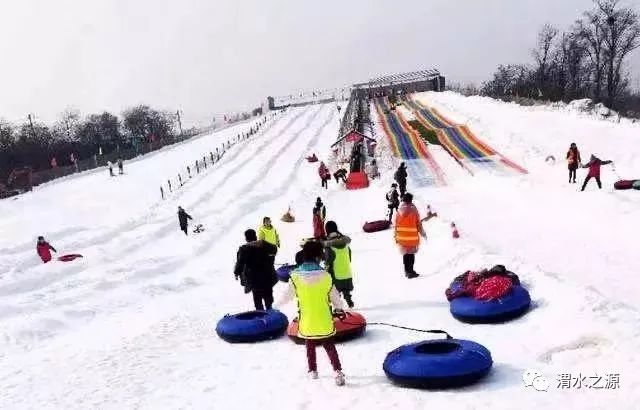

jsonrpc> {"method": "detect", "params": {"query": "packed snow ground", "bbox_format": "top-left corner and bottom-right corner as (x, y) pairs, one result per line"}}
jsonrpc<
(1, 96), (639, 409)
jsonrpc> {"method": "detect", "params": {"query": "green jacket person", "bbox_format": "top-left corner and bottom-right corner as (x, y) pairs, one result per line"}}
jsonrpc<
(275, 240), (346, 386)
(323, 221), (354, 308)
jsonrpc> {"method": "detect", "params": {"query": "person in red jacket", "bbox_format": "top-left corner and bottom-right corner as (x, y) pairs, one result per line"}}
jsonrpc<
(312, 207), (326, 239)
(581, 154), (613, 191)
(318, 162), (330, 189)
(36, 236), (57, 263)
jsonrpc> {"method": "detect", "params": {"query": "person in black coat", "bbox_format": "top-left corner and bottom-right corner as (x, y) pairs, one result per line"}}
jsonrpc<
(386, 183), (400, 222)
(178, 206), (193, 235)
(234, 229), (278, 310)
(394, 163), (408, 196)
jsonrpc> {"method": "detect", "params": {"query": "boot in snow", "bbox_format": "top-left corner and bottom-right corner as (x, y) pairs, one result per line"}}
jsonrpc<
(309, 371), (318, 380)
(405, 271), (420, 279)
(335, 371), (345, 386)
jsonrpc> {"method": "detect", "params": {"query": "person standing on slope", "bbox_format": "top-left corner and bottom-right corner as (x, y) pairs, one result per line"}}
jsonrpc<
(318, 162), (330, 189)
(386, 183), (400, 222)
(394, 163), (408, 196)
(566, 143), (581, 184)
(107, 161), (114, 177)
(394, 193), (426, 279)
(274, 241), (347, 386)
(234, 229), (278, 310)
(258, 217), (280, 267)
(581, 154), (613, 191)
(315, 197), (326, 221)
(36, 236), (57, 263)
(117, 158), (124, 175)
(178, 206), (193, 235)
(312, 207), (326, 240)
(323, 221), (354, 308)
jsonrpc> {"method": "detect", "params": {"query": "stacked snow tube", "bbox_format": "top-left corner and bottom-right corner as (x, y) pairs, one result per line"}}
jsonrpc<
(363, 220), (391, 233)
(216, 310), (289, 343)
(634, 180), (640, 190)
(614, 180), (637, 190)
(276, 264), (296, 282)
(383, 338), (493, 389)
(449, 285), (531, 324)
(287, 311), (366, 344)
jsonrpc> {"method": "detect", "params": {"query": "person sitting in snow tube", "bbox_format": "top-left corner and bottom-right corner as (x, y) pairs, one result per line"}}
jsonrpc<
(215, 309), (289, 343)
(446, 265), (530, 323)
(383, 334), (493, 389)
(614, 180), (639, 190)
(306, 154), (318, 163)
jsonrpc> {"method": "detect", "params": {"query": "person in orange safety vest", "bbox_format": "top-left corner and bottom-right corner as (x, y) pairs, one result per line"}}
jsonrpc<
(394, 193), (426, 279)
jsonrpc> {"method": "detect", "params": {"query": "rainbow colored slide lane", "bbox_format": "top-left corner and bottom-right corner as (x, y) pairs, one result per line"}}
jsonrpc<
(406, 98), (528, 175)
(374, 98), (447, 187)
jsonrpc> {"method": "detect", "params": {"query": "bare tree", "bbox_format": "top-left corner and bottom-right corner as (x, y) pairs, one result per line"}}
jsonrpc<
(533, 24), (559, 96)
(55, 107), (82, 140)
(595, 0), (640, 108)
(576, 11), (607, 101)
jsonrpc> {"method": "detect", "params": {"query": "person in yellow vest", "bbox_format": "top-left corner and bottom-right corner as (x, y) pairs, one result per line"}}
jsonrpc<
(258, 216), (280, 266)
(323, 221), (354, 308)
(394, 193), (426, 279)
(274, 241), (347, 386)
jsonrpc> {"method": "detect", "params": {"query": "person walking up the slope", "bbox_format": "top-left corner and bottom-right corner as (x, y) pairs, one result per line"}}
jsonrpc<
(566, 143), (581, 184)
(312, 207), (326, 240)
(274, 241), (347, 386)
(234, 229), (278, 310)
(36, 236), (57, 263)
(386, 183), (400, 222)
(318, 162), (330, 189)
(323, 221), (354, 308)
(581, 154), (613, 191)
(333, 168), (348, 184)
(258, 217), (280, 267)
(107, 161), (114, 177)
(117, 158), (124, 175)
(178, 206), (193, 235)
(394, 162), (408, 196)
(315, 197), (326, 222)
(394, 193), (426, 279)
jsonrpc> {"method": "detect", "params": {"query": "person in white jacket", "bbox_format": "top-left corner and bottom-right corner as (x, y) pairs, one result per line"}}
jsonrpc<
(274, 241), (346, 386)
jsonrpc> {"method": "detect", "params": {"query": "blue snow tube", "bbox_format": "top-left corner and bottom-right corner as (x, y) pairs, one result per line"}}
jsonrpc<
(215, 310), (289, 343)
(276, 264), (296, 282)
(450, 285), (531, 324)
(383, 337), (493, 389)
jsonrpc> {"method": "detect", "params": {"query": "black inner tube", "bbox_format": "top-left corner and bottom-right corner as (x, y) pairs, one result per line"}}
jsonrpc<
(415, 341), (460, 354)
(235, 311), (268, 320)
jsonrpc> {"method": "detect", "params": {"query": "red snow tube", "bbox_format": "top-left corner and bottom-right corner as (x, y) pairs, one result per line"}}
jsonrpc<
(287, 311), (367, 344)
(363, 220), (391, 233)
(346, 172), (369, 190)
(58, 254), (83, 262)
(614, 180), (637, 190)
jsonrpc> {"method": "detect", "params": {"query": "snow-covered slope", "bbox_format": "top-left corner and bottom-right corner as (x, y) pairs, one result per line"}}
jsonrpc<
(1, 95), (639, 410)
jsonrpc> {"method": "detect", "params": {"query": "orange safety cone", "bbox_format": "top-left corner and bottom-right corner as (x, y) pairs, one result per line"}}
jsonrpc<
(451, 222), (460, 239)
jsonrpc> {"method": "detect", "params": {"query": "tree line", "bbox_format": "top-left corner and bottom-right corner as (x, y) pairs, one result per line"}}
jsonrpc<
(0, 105), (184, 181)
(480, 0), (640, 114)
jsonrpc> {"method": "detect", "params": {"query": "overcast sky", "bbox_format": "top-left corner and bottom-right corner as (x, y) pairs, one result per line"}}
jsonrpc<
(2, 0), (640, 127)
